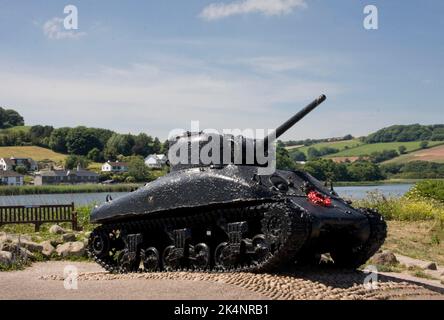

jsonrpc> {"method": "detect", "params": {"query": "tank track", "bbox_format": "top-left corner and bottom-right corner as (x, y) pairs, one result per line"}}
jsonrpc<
(331, 208), (387, 268)
(88, 199), (311, 274)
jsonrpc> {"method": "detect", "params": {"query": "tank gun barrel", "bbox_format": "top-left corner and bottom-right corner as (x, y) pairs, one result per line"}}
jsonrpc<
(263, 94), (326, 147)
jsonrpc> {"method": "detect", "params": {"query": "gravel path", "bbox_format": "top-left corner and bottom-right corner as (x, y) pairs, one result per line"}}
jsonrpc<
(1, 261), (443, 300)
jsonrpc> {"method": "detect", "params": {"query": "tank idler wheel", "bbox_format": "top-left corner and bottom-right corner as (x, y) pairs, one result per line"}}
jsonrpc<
(162, 245), (181, 271)
(90, 230), (110, 259)
(192, 243), (210, 270)
(141, 247), (160, 272)
(118, 250), (140, 273)
(252, 234), (271, 264)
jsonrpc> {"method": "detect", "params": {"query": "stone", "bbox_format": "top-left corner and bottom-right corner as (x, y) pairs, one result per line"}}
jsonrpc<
(423, 262), (437, 270)
(56, 241), (86, 258)
(371, 251), (398, 266)
(19, 240), (43, 254)
(0, 250), (12, 265)
(62, 233), (76, 242)
(40, 241), (55, 257)
(49, 225), (65, 235)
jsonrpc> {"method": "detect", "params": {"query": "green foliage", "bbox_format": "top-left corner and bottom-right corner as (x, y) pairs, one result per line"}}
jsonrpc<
(0, 108), (24, 128)
(104, 133), (135, 160)
(48, 127), (70, 153)
(405, 180), (444, 202)
(65, 155), (91, 169)
(381, 161), (444, 179)
(369, 149), (399, 163)
(355, 191), (444, 222)
(15, 165), (27, 175)
(420, 141), (429, 149)
(365, 124), (444, 143)
(304, 159), (384, 182)
(276, 145), (298, 170)
(306, 146), (342, 160)
(291, 150), (306, 162)
(87, 147), (103, 162)
(398, 145), (407, 154)
(66, 127), (102, 155)
(127, 156), (152, 182)
(0, 183), (139, 196)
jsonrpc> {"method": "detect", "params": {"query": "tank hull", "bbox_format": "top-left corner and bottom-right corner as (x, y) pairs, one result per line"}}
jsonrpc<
(88, 165), (386, 273)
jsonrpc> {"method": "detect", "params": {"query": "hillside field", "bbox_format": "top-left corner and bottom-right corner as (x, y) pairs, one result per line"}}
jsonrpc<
(287, 139), (363, 155)
(384, 144), (444, 164)
(0, 146), (66, 162)
(326, 141), (444, 157)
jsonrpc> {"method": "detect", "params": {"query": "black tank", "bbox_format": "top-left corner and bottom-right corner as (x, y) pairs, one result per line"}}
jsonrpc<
(88, 95), (387, 273)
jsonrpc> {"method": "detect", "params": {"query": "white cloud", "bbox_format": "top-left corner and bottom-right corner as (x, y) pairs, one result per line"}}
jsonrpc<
(200, 0), (307, 21)
(0, 56), (343, 139)
(43, 17), (86, 40)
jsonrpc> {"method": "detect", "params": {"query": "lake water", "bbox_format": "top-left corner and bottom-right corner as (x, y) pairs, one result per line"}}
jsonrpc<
(0, 184), (414, 206)
(334, 184), (413, 200)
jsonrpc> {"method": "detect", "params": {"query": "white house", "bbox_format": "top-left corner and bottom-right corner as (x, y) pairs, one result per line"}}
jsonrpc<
(0, 157), (38, 171)
(144, 154), (168, 169)
(0, 170), (24, 186)
(101, 161), (129, 173)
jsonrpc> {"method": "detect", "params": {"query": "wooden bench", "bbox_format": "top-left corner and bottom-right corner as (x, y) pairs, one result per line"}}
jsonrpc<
(0, 202), (80, 232)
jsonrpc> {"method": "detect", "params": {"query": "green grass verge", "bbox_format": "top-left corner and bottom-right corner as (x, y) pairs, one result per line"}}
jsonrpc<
(0, 183), (140, 196)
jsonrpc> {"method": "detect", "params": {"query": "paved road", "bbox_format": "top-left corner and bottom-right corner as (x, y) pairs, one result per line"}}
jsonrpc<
(0, 261), (443, 300)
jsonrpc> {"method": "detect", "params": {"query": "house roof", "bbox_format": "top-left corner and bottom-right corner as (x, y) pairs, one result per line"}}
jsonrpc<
(0, 170), (23, 178)
(37, 169), (99, 177)
(145, 154), (167, 161)
(104, 162), (129, 167)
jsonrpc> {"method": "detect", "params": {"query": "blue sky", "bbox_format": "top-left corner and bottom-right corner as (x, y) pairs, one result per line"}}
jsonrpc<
(0, 0), (443, 140)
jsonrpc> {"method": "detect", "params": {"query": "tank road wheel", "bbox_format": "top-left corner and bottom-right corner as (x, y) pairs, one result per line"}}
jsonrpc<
(330, 208), (387, 269)
(90, 230), (110, 259)
(141, 247), (160, 272)
(192, 243), (210, 270)
(214, 242), (237, 269)
(162, 245), (181, 271)
(118, 250), (140, 273)
(252, 234), (271, 264)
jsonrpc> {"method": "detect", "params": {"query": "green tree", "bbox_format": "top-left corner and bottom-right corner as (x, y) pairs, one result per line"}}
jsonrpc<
(87, 147), (103, 162)
(398, 145), (407, 154)
(132, 133), (153, 157)
(15, 165), (27, 175)
(307, 147), (321, 160)
(291, 150), (307, 162)
(0, 108), (25, 128)
(104, 133), (135, 160)
(49, 127), (70, 153)
(66, 127), (102, 155)
(127, 156), (151, 182)
(65, 155), (91, 169)
(420, 141), (429, 149)
(152, 137), (162, 154)
(276, 145), (297, 170)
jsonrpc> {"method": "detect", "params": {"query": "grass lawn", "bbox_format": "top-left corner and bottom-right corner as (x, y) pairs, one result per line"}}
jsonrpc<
(383, 220), (444, 265)
(326, 140), (444, 157)
(0, 146), (67, 162)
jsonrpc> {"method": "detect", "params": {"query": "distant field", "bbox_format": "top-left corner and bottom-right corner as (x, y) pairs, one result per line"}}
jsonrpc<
(326, 141), (444, 158)
(0, 126), (30, 134)
(0, 146), (66, 162)
(288, 139), (363, 155)
(384, 144), (444, 164)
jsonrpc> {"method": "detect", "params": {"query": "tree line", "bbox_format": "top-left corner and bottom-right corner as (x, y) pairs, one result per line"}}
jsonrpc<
(365, 124), (444, 143)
